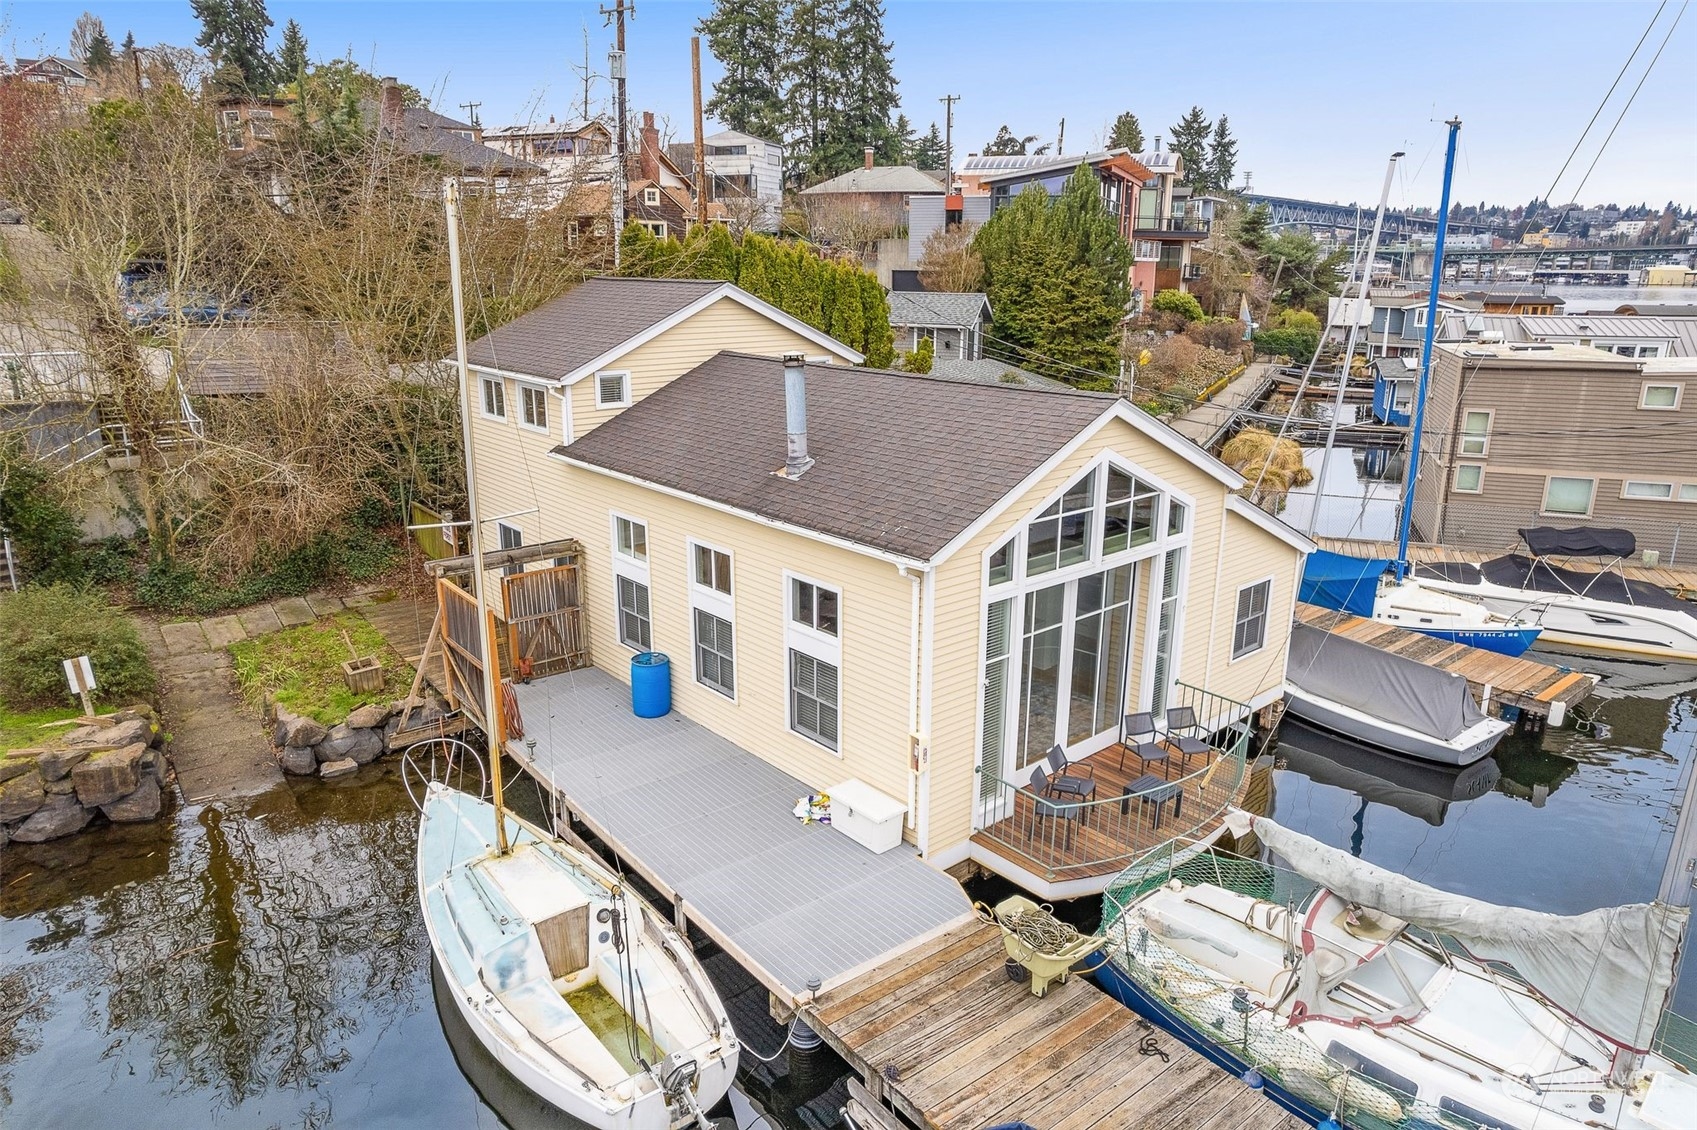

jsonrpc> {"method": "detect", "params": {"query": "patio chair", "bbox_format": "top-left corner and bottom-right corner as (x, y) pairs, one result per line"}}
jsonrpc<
(1119, 712), (1167, 774)
(1027, 766), (1082, 850)
(1162, 706), (1213, 772)
(1042, 745), (1097, 804)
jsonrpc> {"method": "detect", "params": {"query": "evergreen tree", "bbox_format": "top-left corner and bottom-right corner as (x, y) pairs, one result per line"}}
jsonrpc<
(912, 121), (945, 170)
(982, 125), (1038, 156)
(278, 18), (308, 84)
(1167, 105), (1211, 186)
(1206, 115), (1237, 193)
(85, 26), (116, 71)
(833, 0), (900, 167)
(122, 30), (137, 55)
(698, 0), (787, 140)
(69, 12), (105, 60)
(890, 112), (917, 165)
(1106, 111), (1144, 153)
(192, 0), (276, 93)
(784, 0), (844, 179)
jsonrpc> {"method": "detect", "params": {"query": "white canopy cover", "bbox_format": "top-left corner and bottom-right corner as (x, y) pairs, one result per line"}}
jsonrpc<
(1226, 812), (1689, 1052)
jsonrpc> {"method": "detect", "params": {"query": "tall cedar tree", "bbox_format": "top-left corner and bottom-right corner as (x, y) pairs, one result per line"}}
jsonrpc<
(192, 0), (275, 93)
(834, 0), (900, 167)
(784, 0), (843, 179)
(1207, 116), (1238, 193)
(85, 27), (117, 71)
(1167, 105), (1211, 185)
(278, 19), (308, 84)
(973, 168), (1131, 385)
(913, 122), (945, 170)
(890, 113), (916, 164)
(697, 0), (787, 141)
(1107, 111), (1144, 153)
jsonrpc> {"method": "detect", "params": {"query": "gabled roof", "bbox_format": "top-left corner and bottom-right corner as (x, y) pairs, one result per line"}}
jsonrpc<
(887, 291), (990, 329)
(556, 353), (1116, 561)
(13, 56), (90, 80)
(1521, 315), (1675, 340)
(927, 358), (1067, 389)
(484, 119), (608, 140)
(800, 166), (946, 195)
(463, 277), (862, 382)
(360, 101), (542, 175)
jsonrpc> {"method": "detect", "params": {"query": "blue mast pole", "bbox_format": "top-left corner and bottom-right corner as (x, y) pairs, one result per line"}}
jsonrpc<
(1395, 118), (1462, 582)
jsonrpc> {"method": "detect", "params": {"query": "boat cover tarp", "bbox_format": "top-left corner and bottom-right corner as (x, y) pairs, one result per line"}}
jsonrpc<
(1479, 555), (1697, 617)
(1299, 550), (1390, 619)
(1521, 525), (1636, 558)
(1287, 622), (1484, 741)
(1413, 560), (1482, 584)
(1227, 812), (1689, 1052)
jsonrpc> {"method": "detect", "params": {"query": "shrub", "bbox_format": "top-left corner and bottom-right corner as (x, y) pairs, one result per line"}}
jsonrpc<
(1252, 326), (1320, 362)
(1151, 288), (1205, 323)
(134, 525), (402, 616)
(901, 335), (934, 374)
(0, 584), (156, 710)
(1133, 335), (1242, 411)
(1184, 318), (1250, 353)
(0, 441), (86, 584)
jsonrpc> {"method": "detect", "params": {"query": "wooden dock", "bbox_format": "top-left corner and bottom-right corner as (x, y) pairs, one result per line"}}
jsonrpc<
(805, 920), (1304, 1130)
(1294, 602), (1597, 725)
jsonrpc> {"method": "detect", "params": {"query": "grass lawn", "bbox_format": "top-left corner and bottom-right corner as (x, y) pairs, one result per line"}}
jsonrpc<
(0, 702), (87, 754)
(230, 611), (416, 726)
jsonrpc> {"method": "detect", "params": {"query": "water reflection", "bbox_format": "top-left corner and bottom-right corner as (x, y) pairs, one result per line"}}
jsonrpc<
(1277, 719), (1500, 828)
(1280, 445), (1404, 541)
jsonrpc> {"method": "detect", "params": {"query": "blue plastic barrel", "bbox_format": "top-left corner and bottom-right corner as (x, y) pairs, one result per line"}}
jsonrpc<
(630, 652), (672, 717)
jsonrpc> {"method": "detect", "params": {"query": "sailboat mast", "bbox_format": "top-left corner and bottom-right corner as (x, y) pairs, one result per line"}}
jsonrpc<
(1305, 150), (1403, 539)
(1394, 118), (1462, 582)
(444, 179), (511, 856)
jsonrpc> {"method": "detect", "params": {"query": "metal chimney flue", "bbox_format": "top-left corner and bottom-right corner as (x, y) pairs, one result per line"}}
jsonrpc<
(781, 352), (814, 479)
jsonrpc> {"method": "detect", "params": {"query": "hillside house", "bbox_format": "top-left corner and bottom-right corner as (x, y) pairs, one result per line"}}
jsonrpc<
(799, 154), (945, 233)
(460, 277), (1311, 900)
(668, 130), (785, 232)
(887, 291), (991, 362)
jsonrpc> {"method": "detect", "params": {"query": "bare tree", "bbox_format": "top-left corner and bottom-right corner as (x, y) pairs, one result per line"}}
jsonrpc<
(917, 224), (983, 292)
(68, 11), (106, 60)
(798, 196), (898, 258)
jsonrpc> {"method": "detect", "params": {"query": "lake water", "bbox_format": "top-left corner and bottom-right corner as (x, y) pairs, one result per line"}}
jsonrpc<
(5, 659), (1696, 1123)
(1549, 284), (1697, 313)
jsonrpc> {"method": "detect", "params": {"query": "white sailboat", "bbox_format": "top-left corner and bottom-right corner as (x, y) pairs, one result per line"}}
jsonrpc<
(414, 179), (739, 1130)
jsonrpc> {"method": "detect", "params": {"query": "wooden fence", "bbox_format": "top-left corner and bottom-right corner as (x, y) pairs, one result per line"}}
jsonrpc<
(501, 562), (588, 678)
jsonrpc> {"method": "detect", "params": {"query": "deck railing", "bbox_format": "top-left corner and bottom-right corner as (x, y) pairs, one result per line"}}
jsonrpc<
(975, 682), (1255, 880)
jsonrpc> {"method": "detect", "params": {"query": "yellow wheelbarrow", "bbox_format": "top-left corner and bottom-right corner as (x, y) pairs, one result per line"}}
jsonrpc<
(991, 895), (1104, 997)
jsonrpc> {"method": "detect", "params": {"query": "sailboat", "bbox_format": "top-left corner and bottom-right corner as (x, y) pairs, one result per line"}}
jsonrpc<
(1093, 810), (1697, 1130)
(415, 180), (739, 1130)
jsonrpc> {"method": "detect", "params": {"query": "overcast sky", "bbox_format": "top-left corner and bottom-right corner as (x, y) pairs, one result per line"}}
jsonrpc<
(4, 1), (1691, 209)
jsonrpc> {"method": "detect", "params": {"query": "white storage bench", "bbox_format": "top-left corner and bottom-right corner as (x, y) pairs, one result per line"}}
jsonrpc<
(827, 778), (907, 854)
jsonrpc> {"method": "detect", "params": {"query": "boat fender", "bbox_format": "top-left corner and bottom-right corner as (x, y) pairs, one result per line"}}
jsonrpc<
(1241, 1068), (1265, 1089)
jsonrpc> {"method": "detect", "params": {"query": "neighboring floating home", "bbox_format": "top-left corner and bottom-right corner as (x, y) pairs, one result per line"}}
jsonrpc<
(460, 277), (1312, 900)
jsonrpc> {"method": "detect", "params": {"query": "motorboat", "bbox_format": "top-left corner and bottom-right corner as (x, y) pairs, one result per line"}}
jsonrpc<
(419, 784), (739, 1130)
(1415, 527), (1697, 662)
(1094, 813), (1697, 1130)
(1301, 549), (1542, 657)
(1284, 623), (1511, 766)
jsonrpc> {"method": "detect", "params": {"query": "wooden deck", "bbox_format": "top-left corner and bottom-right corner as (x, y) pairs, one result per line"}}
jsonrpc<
(1314, 536), (1697, 599)
(805, 920), (1306, 1130)
(1294, 601), (1597, 723)
(971, 740), (1251, 885)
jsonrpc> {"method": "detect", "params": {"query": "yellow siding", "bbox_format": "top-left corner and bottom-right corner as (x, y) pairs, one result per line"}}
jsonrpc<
(568, 299), (856, 439)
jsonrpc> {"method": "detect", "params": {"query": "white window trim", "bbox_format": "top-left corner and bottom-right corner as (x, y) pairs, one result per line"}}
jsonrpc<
(1453, 464), (1484, 494)
(479, 375), (507, 420)
(643, 187), (660, 206)
(496, 521), (524, 576)
(1621, 480), (1675, 501)
(609, 512), (652, 653)
(610, 510), (649, 567)
(1639, 381), (1683, 411)
(1679, 484), (1697, 503)
(516, 380), (551, 434)
(784, 569), (843, 755)
(687, 539), (736, 700)
(595, 369), (632, 409)
(1541, 475), (1597, 518)
(1458, 408), (1493, 457)
(1228, 575), (1275, 663)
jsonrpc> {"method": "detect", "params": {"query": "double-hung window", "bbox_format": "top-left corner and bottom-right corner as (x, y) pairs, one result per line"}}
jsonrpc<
(689, 541), (735, 698)
(787, 576), (841, 751)
(480, 375), (506, 419)
(519, 383), (549, 432)
(1232, 579), (1271, 660)
(611, 514), (651, 651)
(497, 522), (524, 577)
(1459, 410), (1491, 456)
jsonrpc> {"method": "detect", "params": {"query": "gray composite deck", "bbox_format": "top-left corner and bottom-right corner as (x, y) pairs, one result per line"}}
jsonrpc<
(507, 668), (975, 1000)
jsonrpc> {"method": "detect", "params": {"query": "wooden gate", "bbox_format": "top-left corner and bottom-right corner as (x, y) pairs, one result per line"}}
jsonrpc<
(438, 578), (491, 727)
(502, 562), (588, 678)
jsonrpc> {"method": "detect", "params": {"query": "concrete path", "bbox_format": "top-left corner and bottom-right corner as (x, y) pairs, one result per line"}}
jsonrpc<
(1168, 361), (1271, 449)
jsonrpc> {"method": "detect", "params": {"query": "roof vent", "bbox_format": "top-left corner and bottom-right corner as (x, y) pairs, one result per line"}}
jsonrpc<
(777, 352), (814, 480)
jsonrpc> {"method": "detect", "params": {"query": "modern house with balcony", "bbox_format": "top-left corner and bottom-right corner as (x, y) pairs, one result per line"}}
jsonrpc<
(957, 149), (1153, 246)
(668, 130), (785, 232)
(1131, 148), (1209, 298)
(458, 277), (1312, 903)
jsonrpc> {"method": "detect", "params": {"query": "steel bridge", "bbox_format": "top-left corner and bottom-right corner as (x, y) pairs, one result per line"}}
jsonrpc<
(1241, 193), (1495, 236)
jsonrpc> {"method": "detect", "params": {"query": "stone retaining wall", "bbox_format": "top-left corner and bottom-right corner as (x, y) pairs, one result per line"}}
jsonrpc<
(270, 696), (448, 779)
(0, 707), (170, 846)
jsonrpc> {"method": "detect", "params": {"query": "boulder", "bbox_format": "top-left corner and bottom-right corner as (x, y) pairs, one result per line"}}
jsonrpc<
(103, 776), (163, 823)
(65, 717), (152, 750)
(345, 703), (393, 730)
(0, 770), (46, 822)
(44, 777), (76, 795)
(382, 716), (405, 752)
(0, 823), (8, 850)
(273, 709), (329, 749)
(319, 758), (359, 779)
(10, 793), (92, 842)
(317, 723), (382, 764)
(1, 753), (43, 784)
(37, 747), (92, 782)
(395, 695), (446, 728)
(71, 742), (148, 808)
(277, 745), (317, 776)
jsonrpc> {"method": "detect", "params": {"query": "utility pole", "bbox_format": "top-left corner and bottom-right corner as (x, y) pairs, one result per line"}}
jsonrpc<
(582, 25), (592, 122)
(691, 36), (708, 228)
(459, 101), (482, 129)
(939, 93), (960, 187)
(1056, 117), (1065, 158)
(602, 0), (631, 268)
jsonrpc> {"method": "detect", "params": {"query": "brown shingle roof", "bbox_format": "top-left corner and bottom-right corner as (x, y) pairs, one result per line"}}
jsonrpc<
(466, 277), (726, 378)
(556, 352), (1115, 560)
